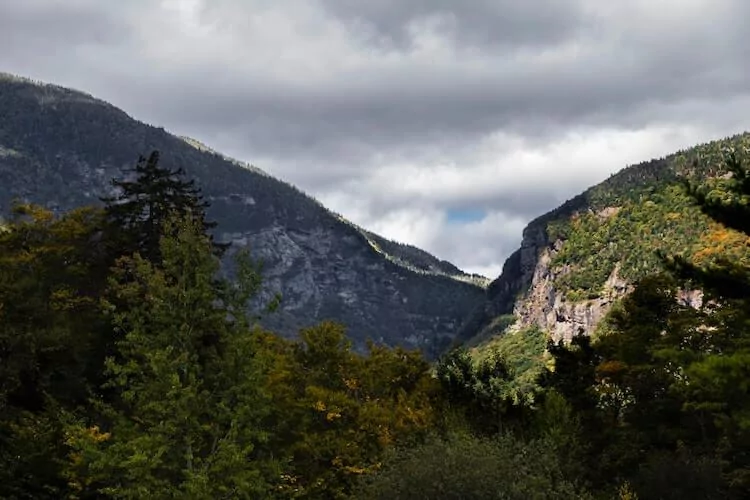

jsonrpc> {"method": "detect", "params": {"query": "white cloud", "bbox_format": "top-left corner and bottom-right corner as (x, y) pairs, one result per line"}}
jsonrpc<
(314, 121), (735, 276)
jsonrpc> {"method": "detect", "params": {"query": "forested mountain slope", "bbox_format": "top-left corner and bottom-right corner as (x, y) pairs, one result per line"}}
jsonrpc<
(0, 72), (484, 357)
(462, 132), (750, 349)
(3, 71), (749, 499)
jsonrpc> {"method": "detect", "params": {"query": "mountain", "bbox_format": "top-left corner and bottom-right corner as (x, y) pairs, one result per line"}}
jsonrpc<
(0, 72), (486, 358)
(462, 132), (750, 351)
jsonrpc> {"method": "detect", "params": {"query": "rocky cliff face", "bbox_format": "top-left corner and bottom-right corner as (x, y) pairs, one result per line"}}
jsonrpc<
(510, 247), (631, 343)
(462, 211), (702, 346)
(459, 138), (733, 348)
(457, 213), (616, 345)
(0, 73), (485, 358)
(456, 195), (587, 345)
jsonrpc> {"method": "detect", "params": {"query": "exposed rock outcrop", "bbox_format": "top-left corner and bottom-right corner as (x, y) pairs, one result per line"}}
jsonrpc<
(461, 212), (633, 345)
(459, 147), (720, 349)
(511, 253), (632, 342)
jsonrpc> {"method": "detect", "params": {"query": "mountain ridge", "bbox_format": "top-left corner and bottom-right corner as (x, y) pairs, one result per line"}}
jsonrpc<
(0, 71), (484, 357)
(177, 130), (489, 286)
(6, 70), (748, 361)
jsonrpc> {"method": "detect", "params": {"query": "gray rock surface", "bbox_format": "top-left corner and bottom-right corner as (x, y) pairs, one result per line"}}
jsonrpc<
(0, 73), (485, 358)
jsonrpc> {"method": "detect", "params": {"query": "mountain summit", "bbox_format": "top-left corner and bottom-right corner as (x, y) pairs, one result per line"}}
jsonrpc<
(0, 72), (485, 358)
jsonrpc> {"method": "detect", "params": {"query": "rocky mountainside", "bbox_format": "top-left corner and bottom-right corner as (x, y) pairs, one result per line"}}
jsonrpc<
(462, 132), (750, 349)
(0, 72), (485, 358)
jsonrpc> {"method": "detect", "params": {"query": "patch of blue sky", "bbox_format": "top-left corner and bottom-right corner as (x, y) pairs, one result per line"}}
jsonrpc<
(445, 208), (487, 224)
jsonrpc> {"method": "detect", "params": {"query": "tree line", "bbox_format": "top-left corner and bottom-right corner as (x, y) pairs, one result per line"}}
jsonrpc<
(1, 150), (749, 498)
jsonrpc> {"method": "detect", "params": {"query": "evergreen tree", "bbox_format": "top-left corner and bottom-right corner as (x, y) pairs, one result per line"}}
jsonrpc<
(436, 347), (533, 436)
(540, 276), (727, 498)
(64, 214), (275, 498)
(664, 148), (750, 492)
(356, 431), (591, 500)
(541, 149), (750, 496)
(102, 151), (227, 264)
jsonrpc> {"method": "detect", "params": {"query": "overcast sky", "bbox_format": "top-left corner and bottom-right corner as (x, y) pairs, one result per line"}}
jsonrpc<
(2, 0), (750, 277)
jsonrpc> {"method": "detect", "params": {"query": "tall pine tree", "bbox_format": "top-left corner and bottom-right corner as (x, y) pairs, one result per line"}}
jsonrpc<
(64, 214), (276, 498)
(102, 151), (227, 264)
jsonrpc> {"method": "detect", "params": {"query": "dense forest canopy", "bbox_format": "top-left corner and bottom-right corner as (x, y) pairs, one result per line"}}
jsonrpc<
(1, 147), (749, 499)
(544, 133), (750, 300)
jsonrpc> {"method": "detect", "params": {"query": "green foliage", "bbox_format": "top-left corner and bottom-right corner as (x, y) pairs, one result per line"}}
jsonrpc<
(540, 271), (749, 496)
(64, 215), (275, 498)
(530, 389), (591, 484)
(538, 148), (750, 497)
(550, 185), (708, 298)
(256, 321), (439, 499)
(0, 204), (107, 410)
(436, 347), (535, 435)
(539, 134), (750, 301)
(473, 326), (548, 397)
(0, 407), (72, 499)
(465, 313), (517, 346)
(0, 203), (111, 498)
(631, 447), (726, 500)
(355, 431), (592, 500)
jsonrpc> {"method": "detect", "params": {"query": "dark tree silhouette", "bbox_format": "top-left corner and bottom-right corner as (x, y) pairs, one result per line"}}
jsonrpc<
(102, 151), (228, 263)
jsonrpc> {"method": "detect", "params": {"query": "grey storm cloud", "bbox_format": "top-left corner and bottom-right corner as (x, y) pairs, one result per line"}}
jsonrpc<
(3, 0), (748, 165)
(0, 0), (139, 49)
(315, 0), (587, 49)
(121, 3), (750, 175)
(1, 0), (750, 275)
